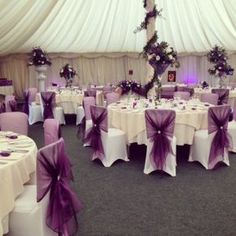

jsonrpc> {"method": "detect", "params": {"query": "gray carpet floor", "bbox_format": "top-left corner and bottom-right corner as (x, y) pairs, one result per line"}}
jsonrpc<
(29, 120), (236, 236)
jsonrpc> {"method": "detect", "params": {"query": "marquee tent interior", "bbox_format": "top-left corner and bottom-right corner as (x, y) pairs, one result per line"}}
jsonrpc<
(0, 0), (236, 97)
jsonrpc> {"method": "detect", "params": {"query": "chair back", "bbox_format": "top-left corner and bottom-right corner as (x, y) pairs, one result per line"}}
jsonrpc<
(37, 138), (81, 235)
(200, 93), (219, 105)
(173, 91), (190, 100)
(5, 95), (17, 112)
(83, 96), (96, 120)
(145, 109), (176, 169)
(105, 92), (120, 106)
(84, 106), (108, 158)
(208, 105), (231, 166)
(40, 92), (56, 119)
(212, 88), (229, 105)
(44, 118), (61, 146)
(84, 89), (96, 98)
(161, 86), (176, 99)
(0, 112), (28, 135)
(234, 101), (236, 121)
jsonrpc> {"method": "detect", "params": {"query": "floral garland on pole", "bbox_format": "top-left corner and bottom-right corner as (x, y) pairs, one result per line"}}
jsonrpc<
(134, 1), (180, 100)
(134, 5), (162, 33)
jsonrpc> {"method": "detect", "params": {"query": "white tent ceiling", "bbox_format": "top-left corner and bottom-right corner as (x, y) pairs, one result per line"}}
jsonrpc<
(0, 0), (236, 56)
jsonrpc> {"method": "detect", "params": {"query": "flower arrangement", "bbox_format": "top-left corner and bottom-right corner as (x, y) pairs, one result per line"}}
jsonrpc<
(117, 79), (153, 97)
(28, 46), (51, 66)
(59, 64), (77, 80)
(207, 45), (234, 78)
(59, 64), (77, 87)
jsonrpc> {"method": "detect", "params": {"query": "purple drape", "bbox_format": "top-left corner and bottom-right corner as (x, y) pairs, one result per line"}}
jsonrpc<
(212, 89), (229, 105)
(37, 138), (81, 236)
(145, 109), (176, 170)
(41, 92), (55, 119)
(23, 90), (29, 115)
(208, 106), (232, 167)
(84, 106), (108, 159)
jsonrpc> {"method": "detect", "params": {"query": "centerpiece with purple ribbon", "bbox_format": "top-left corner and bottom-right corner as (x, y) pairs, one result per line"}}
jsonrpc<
(59, 64), (77, 88)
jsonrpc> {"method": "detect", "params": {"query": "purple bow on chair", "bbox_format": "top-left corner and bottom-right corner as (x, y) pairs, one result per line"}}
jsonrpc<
(145, 109), (176, 170)
(84, 106), (108, 159)
(41, 92), (56, 119)
(37, 138), (81, 236)
(23, 90), (29, 115)
(208, 106), (232, 167)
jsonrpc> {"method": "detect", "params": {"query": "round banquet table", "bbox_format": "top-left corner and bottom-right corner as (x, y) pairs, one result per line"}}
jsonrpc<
(108, 98), (211, 146)
(0, 132), (37, 235)
(194, 87), (236, 108)
(35, 88), (104, 114)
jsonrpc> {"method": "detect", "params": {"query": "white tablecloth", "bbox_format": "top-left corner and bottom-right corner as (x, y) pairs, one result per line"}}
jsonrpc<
(0, 132), (37, 235)
(108, 98), (209, 146)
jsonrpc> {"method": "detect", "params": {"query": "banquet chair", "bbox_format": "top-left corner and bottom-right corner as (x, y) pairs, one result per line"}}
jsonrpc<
(144, 109), (177, 176)
(40, 91), (65, 125)
(200, 93), (219, 105)
(81, 96), (96, 146)
(173, 91), (190, 101)
(5, 95), (17, 112)
(228, 102), (236, 153)
(160, 86), (176, 99)
(43, 118), (61, 146)
(105, 92), (120, 106)
(8, 138), (81, 236)
(212, 88), (229, 105)
(23, 88), (44, 125)
(0, 112), (28, 135)
(84, 89), (97, 98)
(85, 105), (129, 167)
(189, 105), (232, 169)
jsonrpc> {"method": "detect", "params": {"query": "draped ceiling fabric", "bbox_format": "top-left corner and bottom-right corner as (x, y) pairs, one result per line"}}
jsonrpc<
(0, 0), (236, 97)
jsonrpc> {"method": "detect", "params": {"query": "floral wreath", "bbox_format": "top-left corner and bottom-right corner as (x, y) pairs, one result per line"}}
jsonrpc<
(28, 46), (51, 66)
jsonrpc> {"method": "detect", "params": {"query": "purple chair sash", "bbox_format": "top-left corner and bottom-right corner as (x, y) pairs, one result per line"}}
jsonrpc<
(212, 89), (229, 105)
(23, 90), (29, 115)
(145, 109), (176, 170)
(41, 92), (55, 119)
(37, 138), (81, 235)
(208, 105), (232, 166)
(84, 106), (108, 159)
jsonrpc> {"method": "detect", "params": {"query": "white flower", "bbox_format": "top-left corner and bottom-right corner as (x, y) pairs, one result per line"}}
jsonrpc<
(156, 55), (160, 61)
